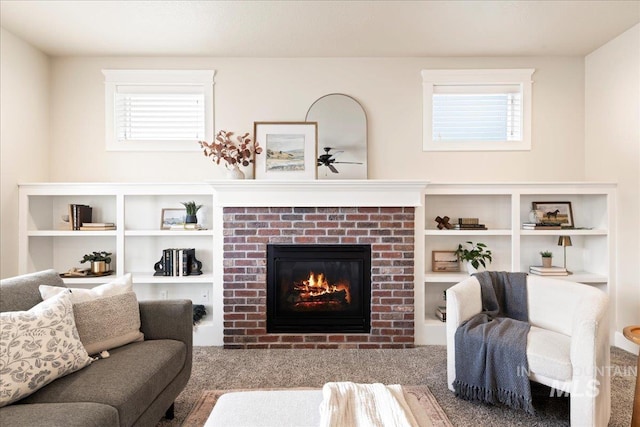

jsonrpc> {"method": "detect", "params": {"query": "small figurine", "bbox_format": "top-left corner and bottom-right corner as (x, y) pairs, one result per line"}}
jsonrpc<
(435, 216), (453, 230)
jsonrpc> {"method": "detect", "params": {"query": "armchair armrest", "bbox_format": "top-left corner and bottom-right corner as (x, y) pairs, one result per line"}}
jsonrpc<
(445, 276), (483, 390)
(568, 288), (610, 425)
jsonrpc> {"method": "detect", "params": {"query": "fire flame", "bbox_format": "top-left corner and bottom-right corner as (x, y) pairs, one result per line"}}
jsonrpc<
(293, 271), (351, 304)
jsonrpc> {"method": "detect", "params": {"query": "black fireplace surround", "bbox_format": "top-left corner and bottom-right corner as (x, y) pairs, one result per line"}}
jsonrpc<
(266, 244), (372, 333)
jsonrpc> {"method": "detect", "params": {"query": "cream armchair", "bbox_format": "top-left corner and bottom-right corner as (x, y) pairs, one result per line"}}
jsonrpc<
(446, 275), (610, 427)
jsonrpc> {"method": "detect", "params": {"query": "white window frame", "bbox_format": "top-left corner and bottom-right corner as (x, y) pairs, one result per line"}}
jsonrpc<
(103, 69), (215, 151)
(422, 69), (535, 152)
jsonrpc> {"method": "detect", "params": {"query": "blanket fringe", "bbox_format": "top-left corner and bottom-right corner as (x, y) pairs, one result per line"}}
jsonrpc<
(453, 380), (535, 415)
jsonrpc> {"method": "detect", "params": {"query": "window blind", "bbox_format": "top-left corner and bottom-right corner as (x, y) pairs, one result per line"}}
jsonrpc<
(115, 93), (205, 141)
(432, 85), (522, 142)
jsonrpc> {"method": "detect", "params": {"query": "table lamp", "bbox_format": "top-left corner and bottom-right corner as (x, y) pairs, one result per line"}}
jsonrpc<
(557, 235), (573, 274)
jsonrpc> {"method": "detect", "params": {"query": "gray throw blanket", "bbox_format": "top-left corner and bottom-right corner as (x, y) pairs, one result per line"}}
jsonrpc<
(453, 271), (534, 414)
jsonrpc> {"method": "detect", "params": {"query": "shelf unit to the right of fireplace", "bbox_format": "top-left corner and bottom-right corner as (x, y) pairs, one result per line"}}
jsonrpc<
(416, 182), (615, 346)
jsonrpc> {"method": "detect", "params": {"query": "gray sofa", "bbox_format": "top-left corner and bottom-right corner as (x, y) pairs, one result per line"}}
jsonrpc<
(0, 270), (192, 427)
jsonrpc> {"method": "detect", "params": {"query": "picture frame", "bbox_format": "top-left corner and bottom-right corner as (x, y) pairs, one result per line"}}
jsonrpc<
(254, 121), (318, 180)
(532, 201), (574, 227)
(161, 208), (186, 230)
(432, 251), (460, 272)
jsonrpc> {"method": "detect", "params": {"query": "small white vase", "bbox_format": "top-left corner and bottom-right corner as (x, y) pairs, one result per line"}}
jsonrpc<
(465, 261), (478, 275)
(228, 165), (245, 180)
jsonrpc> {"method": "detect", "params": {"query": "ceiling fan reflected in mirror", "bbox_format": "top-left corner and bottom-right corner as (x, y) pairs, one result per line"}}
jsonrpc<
(317, 147), (363, 174)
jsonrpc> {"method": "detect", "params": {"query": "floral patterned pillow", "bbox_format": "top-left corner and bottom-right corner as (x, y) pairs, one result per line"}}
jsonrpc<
(0, 290), (92, 407)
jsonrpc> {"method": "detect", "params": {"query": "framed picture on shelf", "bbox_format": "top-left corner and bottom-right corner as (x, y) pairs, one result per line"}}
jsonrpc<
(161, 208), (186, 230)
(432, 251), (460, 272)
(532, 201), (574, 227)
(253, 121), (317, 180)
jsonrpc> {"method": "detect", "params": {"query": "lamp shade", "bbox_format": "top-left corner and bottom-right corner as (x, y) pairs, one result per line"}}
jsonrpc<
(558, 236), (573, 247)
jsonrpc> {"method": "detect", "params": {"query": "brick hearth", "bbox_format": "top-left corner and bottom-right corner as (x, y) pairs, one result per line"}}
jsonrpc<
(222, 206), (415, 349)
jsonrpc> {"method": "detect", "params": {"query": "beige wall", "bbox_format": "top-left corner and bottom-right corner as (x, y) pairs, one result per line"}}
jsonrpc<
(0, 28), (50, 278)
(585, 24), (640, 349)
(48, 56), (585, 182)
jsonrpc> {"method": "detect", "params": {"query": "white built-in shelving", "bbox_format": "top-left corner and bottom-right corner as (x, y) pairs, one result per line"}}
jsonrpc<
(18, 182), (217, 345)
(415, 182), (616, 345)
(20, 181), (615, 347)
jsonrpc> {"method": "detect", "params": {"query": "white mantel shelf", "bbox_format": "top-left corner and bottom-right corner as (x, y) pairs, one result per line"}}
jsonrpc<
(208, 180), (429, 207)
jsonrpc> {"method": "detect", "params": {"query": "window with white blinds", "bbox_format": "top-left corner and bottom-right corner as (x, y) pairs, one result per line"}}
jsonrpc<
(103, 70), (215, 151)
(422, 69), (534, 151)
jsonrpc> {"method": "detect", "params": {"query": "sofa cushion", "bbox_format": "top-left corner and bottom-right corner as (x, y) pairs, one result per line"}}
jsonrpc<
(39, 273), (132, 303)
(0, 291), (93, 407)
(21, 339), (186, 427)
(0, 402), (118, 427)
(0, 269), (66, 312)
(72, 292), (144, 355)
(527, 325), (572, 382)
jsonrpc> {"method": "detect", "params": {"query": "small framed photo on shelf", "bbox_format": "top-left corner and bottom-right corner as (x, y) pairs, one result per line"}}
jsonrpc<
(253, 121), (318, 180)
(532, 201), (574, 227)
(432, 251), (460, 272)
(161, 208), (186, 230)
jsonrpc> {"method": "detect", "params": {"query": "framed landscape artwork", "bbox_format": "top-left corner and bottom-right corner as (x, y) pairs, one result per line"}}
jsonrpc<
(161, 208), (186, 229)
(532, 201), (574, 227)
(254, 122), (317, 180)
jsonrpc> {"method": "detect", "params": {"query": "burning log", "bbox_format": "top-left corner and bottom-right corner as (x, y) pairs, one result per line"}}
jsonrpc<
(299, 289), (348, 304)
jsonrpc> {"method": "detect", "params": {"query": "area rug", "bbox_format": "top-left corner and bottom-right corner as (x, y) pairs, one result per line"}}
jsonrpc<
(182, 385), (453, 427)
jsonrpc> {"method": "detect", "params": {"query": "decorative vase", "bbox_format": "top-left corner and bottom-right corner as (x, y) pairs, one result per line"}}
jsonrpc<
(542, 257), (552, 268)
(529, 209), (540, 224)
(228, 164), (245, 180)
(91, 261), (108, 274)
(464, 261), (478, 275)
(185, 215), (197, 224)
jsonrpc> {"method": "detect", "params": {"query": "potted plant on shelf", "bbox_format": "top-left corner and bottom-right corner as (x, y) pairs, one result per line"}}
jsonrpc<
(540, 250), (553, 268)
(455, 241), (493, 274)
(181, 201), (203, 224)
(198, 130), (263, 179)
(80, 251), (112, 274)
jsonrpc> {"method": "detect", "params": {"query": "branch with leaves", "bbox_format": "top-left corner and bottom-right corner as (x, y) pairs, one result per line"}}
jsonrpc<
(199, 130), (262, 169)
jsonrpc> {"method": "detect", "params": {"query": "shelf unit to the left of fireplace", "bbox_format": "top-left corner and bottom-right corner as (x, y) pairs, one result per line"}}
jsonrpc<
(18, 182), (218, 345)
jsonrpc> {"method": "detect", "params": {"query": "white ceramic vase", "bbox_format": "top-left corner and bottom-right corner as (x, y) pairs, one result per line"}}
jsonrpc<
(228, 164), (245, 180)
(465, 261), (479, 275)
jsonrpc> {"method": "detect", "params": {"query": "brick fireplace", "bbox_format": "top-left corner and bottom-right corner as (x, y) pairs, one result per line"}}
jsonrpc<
(223, 206), (415, 349)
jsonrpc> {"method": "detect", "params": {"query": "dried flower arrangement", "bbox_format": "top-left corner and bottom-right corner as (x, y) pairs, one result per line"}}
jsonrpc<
(198, 130), (262, 169)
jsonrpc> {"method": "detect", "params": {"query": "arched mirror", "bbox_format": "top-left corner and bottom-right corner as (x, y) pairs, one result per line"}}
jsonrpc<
(305, 94), (367, 179)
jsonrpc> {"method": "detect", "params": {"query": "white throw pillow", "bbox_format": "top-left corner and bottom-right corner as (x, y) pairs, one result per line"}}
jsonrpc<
(0, 291), (92, 407)
(39, 273), (132, 303)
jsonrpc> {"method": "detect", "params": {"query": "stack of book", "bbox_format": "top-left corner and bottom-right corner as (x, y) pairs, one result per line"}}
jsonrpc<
(529, 265), (569, 276)
(169, 223), (205, 230)
(435, 305), (447, 322)
(522, 222), (562, 230)
(79, 222), (116, 231)
(68, 204), (92, 230)
(453, 217), (487, 230)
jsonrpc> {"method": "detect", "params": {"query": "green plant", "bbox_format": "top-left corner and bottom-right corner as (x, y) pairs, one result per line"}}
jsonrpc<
(181, 201), (203, 216)
(455, 241), (493, 269)
(80, 251), (112, 264)
(540, 251), (553, 258)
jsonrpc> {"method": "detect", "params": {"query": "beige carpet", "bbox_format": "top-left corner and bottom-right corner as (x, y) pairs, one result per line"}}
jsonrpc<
(157, 346), (637, 426)
(183, 385), (453, 427)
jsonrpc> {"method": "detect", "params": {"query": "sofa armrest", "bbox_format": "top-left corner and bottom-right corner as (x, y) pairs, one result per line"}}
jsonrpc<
(139, 300), (193, 346)
(445, 276), (483, 390)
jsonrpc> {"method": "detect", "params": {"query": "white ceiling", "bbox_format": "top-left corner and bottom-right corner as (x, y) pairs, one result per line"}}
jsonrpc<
(1, 1), (639, 57)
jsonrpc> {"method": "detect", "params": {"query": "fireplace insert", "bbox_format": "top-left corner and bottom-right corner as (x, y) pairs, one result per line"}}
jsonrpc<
(266, 244), (371, 333)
